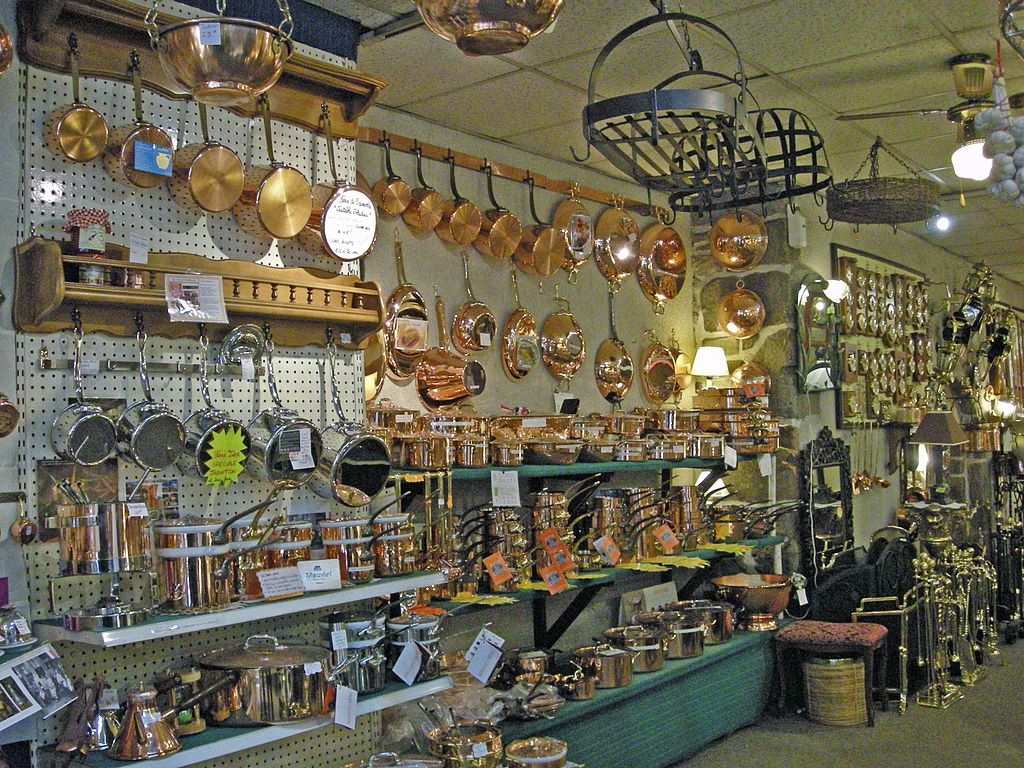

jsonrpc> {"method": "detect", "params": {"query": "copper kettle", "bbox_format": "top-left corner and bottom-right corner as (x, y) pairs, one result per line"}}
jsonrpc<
(416, 292), (486, 410)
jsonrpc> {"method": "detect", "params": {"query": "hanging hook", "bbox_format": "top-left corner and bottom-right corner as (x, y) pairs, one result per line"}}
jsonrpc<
(525, 173), (544, 226)
(413, 140), (431, 189)
(446, 150), (464, 201)
(818, 214), (834, 231)
(482, 161), (503, 210)
(381, 132), (399, 179)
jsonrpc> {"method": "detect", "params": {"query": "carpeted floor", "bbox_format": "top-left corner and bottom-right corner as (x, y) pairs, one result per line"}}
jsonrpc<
(676, 641), (1024, 767)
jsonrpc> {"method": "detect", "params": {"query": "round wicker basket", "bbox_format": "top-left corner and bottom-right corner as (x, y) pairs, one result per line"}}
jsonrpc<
(803, 656), (868, 726)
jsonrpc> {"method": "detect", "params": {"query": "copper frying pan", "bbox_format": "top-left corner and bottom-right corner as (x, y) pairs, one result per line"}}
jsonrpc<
(540, 286), (586, 388)
(44, 34), (108, 164)
(594, 286), (634, 403)
(384, 230), (429, 382)
(514, 175), (566, 278)
(451, 250), (497, 354)
(474, 162), (522, 259)
(170, 101), (244, 213)
(435, 153), (483, 246)
(373, 134), (412, 217)
(402, 142), (445, 233)
(639, 330), (677, 404)
(501, 267), (540, 381)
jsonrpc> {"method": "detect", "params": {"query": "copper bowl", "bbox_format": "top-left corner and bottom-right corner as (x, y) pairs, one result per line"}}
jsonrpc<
(417, 0), (565, 56)
(711, 573), (791, 631)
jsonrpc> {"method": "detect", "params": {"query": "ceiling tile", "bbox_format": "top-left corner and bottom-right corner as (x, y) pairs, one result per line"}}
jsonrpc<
(916, 1), (1003, 34)
(403, 71), (588, 139)
(930, 223), (1023, 247)
(723, 0), (936, 73)
(889, 134), (958, 174)
(951, 240), (1024, 258)
(505, 120), (584, 164)
(358, 27), (516, 107)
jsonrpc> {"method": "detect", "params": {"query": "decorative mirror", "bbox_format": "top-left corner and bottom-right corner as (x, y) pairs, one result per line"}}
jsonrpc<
(797, 271), (842, 391)
(799, 426), (854, 585)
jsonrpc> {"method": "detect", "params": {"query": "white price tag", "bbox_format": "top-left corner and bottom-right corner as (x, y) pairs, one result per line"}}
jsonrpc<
(165, 274), (228, 324)
(339, 332), (352, 345)
(392, 641), (422, 686)
(395, 413), (415, 424)
(297, 559), (342, 591)
(472, 743), (489, 759)
(240, 354), (255, 381)
(128, 232), (149, 264)
(98, 687), (120, 711)
(331, 629), (349, 651)
(80, 359), (100, 376)
(758, 453), (773, 477)
(490, 470), (521, 508)
(303, 661), (322, 676)
(198, 21), (222, 45)
(127, 502), (149, 518)
(724, 444), (738, 469)
(466, 638), (504, 684)
(12, 618), (30, 635)
(522, 418), (547, 429)
(256, 567), (304, 599)
(464, 628), (505, 663)
(288, 428), (315, 470)
(797, 587), (808, 606)
(480, 332), (491, 347)
(334, 685), (358, 729)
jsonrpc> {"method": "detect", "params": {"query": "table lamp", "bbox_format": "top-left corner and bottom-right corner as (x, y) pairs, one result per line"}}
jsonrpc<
(692, 346), (729, 390)
(910, 409), (968, 502)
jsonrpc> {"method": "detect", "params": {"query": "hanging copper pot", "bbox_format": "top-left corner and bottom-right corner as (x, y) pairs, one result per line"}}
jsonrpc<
(717, 280), (766, 340)
(594, 199), (639, 291)
(416, 292), (486, 410)
(364, 331), (386, 402)
(514, 175), (566, 277)
(435, 152), (483, 245)
(104, 50), (174, 189)
(709, 209), (768, 272)
(594, 287), (634, 403)
(638, 330), (677, 404)
(170, 101), (244, 213)
(0, 24), (11, 79)
(231, 95), (312, 240)
(540, 287), (585, 386)
(731, 361), (772, 396)
(474, 162), (522, 259)
(384, 230), (429, 382)
(403, 143), (445, 233)
(551, 185), (593, 283)
(451, 250), (497, 354)
(501, 267), (540, 381)
(373, 135), (413, 217)
(44, 34), (108, 164)
(636, 220), (687, 314)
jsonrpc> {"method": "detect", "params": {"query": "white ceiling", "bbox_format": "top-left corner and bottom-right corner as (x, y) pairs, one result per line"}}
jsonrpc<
(313, 0), (1022, 283)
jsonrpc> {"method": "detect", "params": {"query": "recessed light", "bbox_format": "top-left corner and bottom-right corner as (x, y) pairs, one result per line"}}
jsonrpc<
(933, 215), (951, 232)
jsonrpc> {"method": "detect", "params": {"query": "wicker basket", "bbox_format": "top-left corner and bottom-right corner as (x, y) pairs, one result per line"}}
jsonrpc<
(803, 656), (868, 726)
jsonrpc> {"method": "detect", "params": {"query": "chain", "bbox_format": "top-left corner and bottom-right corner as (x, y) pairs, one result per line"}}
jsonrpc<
(276, 0), (294, 43)
(144, 0), (162, 47)
(851, 136), (920, 180)
(216, 0), (226, 14)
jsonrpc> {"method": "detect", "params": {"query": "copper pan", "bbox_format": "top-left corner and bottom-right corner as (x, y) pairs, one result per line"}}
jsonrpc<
(636, 221), (687, 314)
(639, 330), (676, 404)
(403, 143), (445, 233)
(170, 101), (244, 213)
(416, 293), (486, 410)
(710, 209), (768, 272)
(44, 34), (108, 164)
(104, 50), (174, 189)
(551, 186), (593, 283)
(514, 175), (566, 277)
(435, 153), (483, 245)
(593, 200), (639, 291)
(372, 135), (412, 217)
(364, 331), (385, 402)
(383, 230), (429, 382)
(594, 287), (634, 403)
(231, 95), (312, 240)
(452, 250), (497, 354)
(473, 163), (522, 259)
(0, 24), (11, 78)
(501, 267), (540, 380)
(540, 287), (585, 386)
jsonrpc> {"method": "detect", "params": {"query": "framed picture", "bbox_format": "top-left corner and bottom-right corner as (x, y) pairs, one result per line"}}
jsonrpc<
(0, 673), (41, 732)
(9, 644), (75, 718)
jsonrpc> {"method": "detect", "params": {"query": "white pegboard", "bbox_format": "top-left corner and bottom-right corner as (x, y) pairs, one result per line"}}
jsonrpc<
(14, 57), (380, 760)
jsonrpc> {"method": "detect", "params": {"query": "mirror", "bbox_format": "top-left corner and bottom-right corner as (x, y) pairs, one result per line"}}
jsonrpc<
(799, 426), (854, 585)
(797, 271), (843, 391)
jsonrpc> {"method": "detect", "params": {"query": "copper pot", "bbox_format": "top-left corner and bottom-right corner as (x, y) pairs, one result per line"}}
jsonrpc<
(646, 407), (699, 433)
(452, 435), (489, 467)
(579, 438), (617, 463)
(104, 51), (173, 189)
(687, 432), (725, 459)
(667, 600), (734, 644)
(320, 520), (376, 583)
(170, 101), (244, 213)
(615, 439), (647, 463)
(717, 280), (766, 340)
(373, 137), (413, 217)
(709, 209), (768, 272)
(505, 737), (568, 768)
(435, 155), (483, 245)
(490, 415), (573, 440)
(636, 222), (687, 314)
(594, 202), (639, 290)
(451, 250), (497, 354)
(692, 387), (752, 410)
(399, 432), (453, 470)
(367, 398), (421, 435)
(491, 440), (524, 466)
(44, 34), (108, 164)
(605, 412), (647, 438)
(634, 610), (705, 659)
(602, 626), (664, 673)
(423, 408), (489, 436)
(384, 231), (430, 382)
(647, 435), (688, 461)
(514, 177), (566, 277)
(428, 721), (503, 768)
(570, 415), (607, 441)
(416, 294), (486, 410)
(473, 164), (522, 259)
(551, 190), (593, 282)
(571, 645), (632, 688)
(713, 514), (745, 543)
(540, 292), (585, 384)
(402, 146), (445, 233)
(524, 439), (583, 465)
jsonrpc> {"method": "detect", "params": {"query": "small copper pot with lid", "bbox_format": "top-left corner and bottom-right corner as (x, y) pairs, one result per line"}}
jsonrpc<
(473, 162), (522, 259)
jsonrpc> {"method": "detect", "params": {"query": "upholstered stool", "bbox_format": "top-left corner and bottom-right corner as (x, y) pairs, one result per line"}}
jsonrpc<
(774, 620), (889, 726)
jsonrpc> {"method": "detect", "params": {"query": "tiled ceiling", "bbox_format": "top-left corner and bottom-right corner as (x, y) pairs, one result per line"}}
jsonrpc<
(310, 0), (1022, 284)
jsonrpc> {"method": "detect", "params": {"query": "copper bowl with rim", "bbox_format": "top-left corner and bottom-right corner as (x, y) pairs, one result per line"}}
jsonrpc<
(711, 573), (791, 632)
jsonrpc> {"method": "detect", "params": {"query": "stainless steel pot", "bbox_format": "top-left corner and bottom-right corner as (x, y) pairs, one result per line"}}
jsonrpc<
(48, 502), (152, 575)
(197, 634), (331, 726)
(320, 612), (387, 694)
(51, 324), (116, 466)
(388, 615), (442, 683)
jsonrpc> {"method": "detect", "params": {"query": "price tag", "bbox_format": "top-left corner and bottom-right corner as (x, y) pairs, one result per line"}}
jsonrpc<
(479, 332), (491, 348)
(538, 564), (568, 595)
(472, 744), (489, 759)
(724, 444), (738, 469)
(466, 630), (505, 684)
(127, 502), (149, 518)
(303, 661), (322, 676)
(490, 470), (521, 508)
(98, 688), (120, 711)
(522, 417), (546, 429)
(339, 333), (352, 345)
(240, 354), (255, 381)
(284, 428), (315, 470)
(129, 232), (149, 265)
(395, 317), (428, 353)
(297, 559), (342, 591)
(256, 567), (304, 600)
(593, 535), (621, 566)
(742, 380), (766, 398)
(392, 640), (422, 686)
(465, 628), (506, 663)
(758, 453), (773, 477)
(12, 618), (30, 635)
(331, 629), (349, 651)
(198, 21), (222, 45)
(551, 544), (574, 574)
(334, 685), (358, 729)
(395, 413), (415, 424)
(80, 359), (100, 376)
(797, 587), (808, 606)
(539, 528), (563, 555)
(654, 524), (680, 552)
(484, 551), (514, 589)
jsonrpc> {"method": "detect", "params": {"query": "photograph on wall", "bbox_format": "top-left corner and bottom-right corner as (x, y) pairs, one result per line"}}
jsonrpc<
(124, 477), (179, 519)
(9, 644), (75, 718)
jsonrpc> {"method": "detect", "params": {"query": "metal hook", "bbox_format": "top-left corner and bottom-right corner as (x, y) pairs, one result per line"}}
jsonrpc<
(482, 161), (503, 211)
(570, 129), (592, 162)
(525, 173), (544, 226)
(445, 151), (465, 201)
(382, 132), (399, 178)
(413, 141), (431, 189)
(818, 215), (834, 231)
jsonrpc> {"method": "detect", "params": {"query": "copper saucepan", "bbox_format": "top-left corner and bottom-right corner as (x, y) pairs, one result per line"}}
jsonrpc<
(551, 185), (593, 283)
(170, 101), (244, 213)
(474, 162), (522, 260)
(540, 288), (585, 387)
(416, 293), (486, 410)
(501, 267), (540, 380)
(636, 220), (687, 314)
(231, 95), (312, 240)
(104, 50), (174, 189)
(384, 229), (429, 381)
(435, 152), (483, 246)
(594, 286), (634, 403)
(451, 250), (497, 355)
(514, 175), (565, 278)
(44, 33), (108, 164)
(593, 199), (640, 291)
(639, 330), (677, 404)
(372, 135), (412, 218)
(402, 143), (445, 233)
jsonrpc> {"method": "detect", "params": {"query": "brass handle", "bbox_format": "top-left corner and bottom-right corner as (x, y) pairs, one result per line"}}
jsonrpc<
(259, 95), (277, 166)
(68, 33), (82, 104)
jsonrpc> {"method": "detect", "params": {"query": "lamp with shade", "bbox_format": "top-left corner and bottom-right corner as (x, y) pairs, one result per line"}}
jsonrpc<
(951, 119), (992, 181)
(692, 346), (729, 389)
(910, 409), (968, 501)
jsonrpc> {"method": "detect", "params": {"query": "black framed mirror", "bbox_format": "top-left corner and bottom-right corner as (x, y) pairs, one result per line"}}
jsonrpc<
(799, 426), (854, 586)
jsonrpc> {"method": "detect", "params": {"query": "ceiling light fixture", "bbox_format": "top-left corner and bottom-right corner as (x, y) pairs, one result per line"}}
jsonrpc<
(952, 120), (993, 181)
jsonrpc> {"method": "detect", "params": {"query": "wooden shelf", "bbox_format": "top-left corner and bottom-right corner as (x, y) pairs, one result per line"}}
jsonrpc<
(16, 0), (386, 137)
(14, 238), (384, 346)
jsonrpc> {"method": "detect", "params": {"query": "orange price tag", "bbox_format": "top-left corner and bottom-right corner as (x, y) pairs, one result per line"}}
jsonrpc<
(654, 524), (680, 552)
(539, 527), (564, 554)
(742, 380), (766, 398)
(538, 564), (568, 595)
(593, 535), (621, 565)
(550, 543), (575, 574)
(483, 551), (514, 589)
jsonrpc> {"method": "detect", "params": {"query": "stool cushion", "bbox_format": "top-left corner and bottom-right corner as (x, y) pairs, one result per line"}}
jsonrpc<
(776, 620), (887, 648)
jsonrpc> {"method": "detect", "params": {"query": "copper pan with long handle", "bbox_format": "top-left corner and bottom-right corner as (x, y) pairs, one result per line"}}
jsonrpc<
(435, 152), (483, 246)
(402, 142), (445, 233)
(416, 293), (486, 411)
(500, 266), (540, 381)
(44, 33), (108, 164)
(372, 134), (412, 218)
(451, 249), (496, 355)
(473, 162), (522, 260)
(384, 230), (429, 382)
(170, 100), (244, 213)
(514, 174), (566, 278)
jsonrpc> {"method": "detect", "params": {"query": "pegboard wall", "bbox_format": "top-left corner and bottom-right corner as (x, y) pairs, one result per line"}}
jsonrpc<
(14, 35), (384, 763)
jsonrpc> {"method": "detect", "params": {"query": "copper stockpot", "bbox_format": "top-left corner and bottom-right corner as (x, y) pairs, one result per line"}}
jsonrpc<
(668, 600), (734, 644)
(571, 645), (632, 688)
(452, 434), (489, 467)
(403, 145), (445, 233)
(514, 177), (566, 277)
(416, 294), (486, 410)
(634, 610), (705, 659)
(645, 407), (700, 433)
(473, 164), (522, 259)
(491, 440), (524, 466)
(579, 437), (617, 463)
(320, 519), (376, 583)
(373, 137), (412, 217)
(170, 101), (243, 214)
(104, 51), (173, 189)
(647, 435), (688, 461)
(687, 432), (725, 459)
(367, 398), (421, 435)
(398, 432), (453, 470)
(422, 407), (489, 436)
(605, 412), (647, 438)
(490, 415), (573, 440)
(602, 626), (664, 673)
(692, 387), (753, 410)
(615, 439), (647, 463)
(44, 34), (108, 164)
(153, 518), (231, 613)
(435, 154), (483, 245)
